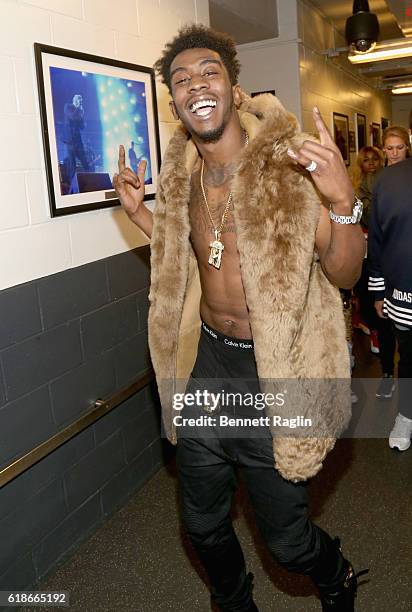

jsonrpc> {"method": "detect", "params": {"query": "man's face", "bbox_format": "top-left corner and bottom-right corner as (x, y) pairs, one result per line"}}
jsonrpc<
(169, 47), (240, 143)
(73, 95), (82, 107)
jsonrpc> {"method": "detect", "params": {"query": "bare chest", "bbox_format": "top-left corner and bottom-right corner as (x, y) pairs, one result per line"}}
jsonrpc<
(189, 169), (238, 265)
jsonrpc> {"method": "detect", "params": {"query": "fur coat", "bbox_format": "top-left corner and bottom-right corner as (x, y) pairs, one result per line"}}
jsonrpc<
(148, 92), (351, 482)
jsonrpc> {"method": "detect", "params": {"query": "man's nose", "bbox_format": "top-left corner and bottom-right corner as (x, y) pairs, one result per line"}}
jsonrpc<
(188, 75), (208, 92)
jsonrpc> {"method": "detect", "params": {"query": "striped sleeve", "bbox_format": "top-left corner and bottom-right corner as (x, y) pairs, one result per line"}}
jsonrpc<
(384, 298), (412, 327)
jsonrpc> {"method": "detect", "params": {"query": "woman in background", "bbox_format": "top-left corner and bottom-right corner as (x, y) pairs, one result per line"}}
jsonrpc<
(382, 125), (411, 166)
(352, 146), (384, 355)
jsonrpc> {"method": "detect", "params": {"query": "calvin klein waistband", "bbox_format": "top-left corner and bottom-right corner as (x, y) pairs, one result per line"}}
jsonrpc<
(201, 321), (254, 350)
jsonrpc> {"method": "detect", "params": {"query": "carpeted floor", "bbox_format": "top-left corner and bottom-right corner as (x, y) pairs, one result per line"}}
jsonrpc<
(22, 332), (412, 611)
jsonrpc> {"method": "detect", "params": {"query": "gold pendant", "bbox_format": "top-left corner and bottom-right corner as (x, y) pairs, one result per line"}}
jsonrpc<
(209, 231), (224, 269)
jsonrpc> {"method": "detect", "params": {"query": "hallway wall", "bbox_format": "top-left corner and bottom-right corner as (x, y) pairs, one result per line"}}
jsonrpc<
(236, 1), (301, 121)
(298, 0), (392, 168)
(392, 93), (412, 130)
(0, 0), (208, 599)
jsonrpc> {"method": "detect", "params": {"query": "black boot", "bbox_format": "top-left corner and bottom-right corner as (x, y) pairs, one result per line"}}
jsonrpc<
(319, 542), (369, 611)
(213, 572), (259, 612)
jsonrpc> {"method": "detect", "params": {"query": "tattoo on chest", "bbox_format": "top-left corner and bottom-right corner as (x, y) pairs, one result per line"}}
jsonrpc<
(190, 169), (237, 236)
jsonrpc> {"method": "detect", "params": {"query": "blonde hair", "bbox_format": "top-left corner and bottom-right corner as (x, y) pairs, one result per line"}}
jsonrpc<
(352, 146), (384, 191)
(382, 126), (411, 156)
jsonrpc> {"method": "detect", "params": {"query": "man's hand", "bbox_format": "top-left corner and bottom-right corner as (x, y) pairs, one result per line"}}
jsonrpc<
(375, 299), (387, 318)
(287, 107), (354, 210)
(113, 145), (147, 220)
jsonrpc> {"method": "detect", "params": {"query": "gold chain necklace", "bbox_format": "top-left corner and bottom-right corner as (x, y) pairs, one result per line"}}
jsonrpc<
(200, 131), (248, 269)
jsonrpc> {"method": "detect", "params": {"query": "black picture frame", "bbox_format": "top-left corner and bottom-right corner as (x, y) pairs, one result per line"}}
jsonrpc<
(250, 90), (276, 97)
(372, 122), (381, 147)
(333, 112), (350, 165)
(381, 117), (389, 131)
(34, 43), (161, 217)
(356, 113), (367, 151)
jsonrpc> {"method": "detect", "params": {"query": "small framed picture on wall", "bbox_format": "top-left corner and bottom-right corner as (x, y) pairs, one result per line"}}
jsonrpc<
(356, 113), (367, 151)
(34, 43), (161, 217)
(333, 112), (350, 165)
(371, 122), (381, 147)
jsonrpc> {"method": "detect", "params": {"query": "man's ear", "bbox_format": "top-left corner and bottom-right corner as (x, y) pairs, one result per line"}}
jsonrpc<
(232, 84), (242, 108)
(169, 100), (179, 120)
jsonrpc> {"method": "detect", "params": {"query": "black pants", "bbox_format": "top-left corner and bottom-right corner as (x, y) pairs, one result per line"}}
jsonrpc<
(394, 327), (412, 419)
(377, 317), (396, 375)
(177, 325), (346, 611)
(355, 259), (378, 330)
(356, 260), (397, 373)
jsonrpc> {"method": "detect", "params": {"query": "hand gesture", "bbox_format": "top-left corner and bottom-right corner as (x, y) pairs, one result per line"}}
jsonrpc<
(113, 145), (147, 219)
(287, 107), (354, 208)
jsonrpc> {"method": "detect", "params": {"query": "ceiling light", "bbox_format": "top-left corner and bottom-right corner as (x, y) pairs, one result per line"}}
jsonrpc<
(348, 38), (412, 63)
(392, 85), (412, 95)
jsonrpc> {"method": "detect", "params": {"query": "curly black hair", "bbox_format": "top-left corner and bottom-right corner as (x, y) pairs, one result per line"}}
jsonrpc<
(154, 24), (240, 93)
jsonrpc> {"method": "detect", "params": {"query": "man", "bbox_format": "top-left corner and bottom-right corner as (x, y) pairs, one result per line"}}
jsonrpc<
(114, 25), (366, 612)
(368, 155), (412, 451)
(63, 93), (89, 182)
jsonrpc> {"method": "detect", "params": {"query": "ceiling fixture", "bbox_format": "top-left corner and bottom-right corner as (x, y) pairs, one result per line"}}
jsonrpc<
(345, 0), (380, 54)
(392, 84), (412, 95)
(348, 38), (412, 63)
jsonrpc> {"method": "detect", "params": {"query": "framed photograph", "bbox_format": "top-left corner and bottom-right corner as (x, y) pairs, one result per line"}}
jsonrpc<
(381, 117), (390, 131)
(356, 113), (367, 151)
(349, 130), (356, 153)
(333, 112), (350, 165)
(34, 43), (161, 217)
(371, 122), (381, 147)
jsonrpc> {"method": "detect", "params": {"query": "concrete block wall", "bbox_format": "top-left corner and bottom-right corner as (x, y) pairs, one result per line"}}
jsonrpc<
(0, 0), (209, 291)
(0, 0), (209, 599)
(0, 246), (169, 596)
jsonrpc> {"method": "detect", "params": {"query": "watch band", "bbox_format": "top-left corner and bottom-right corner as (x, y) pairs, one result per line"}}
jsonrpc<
(329, 197), (363, 225)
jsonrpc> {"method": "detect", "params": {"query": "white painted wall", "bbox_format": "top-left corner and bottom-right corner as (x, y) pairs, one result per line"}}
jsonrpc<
(391, 94), (412, 130)
(236, 0), (302, 121)
(297, 0), (392, 168)
(0, 0), (209, 291)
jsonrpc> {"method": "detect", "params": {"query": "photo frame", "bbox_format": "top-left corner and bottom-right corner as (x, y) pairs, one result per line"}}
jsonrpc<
(372, 122), (381, 147)
(381, 117), (389, 131)
(333, 112), (350, 165)
(34, 43), (161, 217)
(349, 130), (356, 153)
(356, 113), (367, 151)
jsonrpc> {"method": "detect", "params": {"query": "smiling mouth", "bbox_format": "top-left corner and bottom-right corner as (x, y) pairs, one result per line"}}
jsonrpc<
(189, 99), (217, 117)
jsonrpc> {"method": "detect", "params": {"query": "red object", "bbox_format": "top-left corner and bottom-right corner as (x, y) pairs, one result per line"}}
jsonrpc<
(370, 329), (380, 354)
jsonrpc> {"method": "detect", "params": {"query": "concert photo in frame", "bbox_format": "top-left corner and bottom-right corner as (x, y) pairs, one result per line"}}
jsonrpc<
(333, 112), (350, 166)
(34, 43), (161, 217)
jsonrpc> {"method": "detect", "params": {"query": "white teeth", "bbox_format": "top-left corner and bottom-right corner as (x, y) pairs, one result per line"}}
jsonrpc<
(190, 99), (217, 113)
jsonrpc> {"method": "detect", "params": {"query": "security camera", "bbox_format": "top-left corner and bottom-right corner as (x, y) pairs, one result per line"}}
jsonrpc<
(345, 0), (379, 53)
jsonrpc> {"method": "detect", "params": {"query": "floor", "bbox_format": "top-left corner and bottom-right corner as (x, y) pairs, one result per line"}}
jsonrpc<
(22, 332), (412, 612)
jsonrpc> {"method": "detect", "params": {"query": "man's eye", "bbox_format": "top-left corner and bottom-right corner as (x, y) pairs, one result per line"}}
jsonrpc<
(204, 71), (217, 76)
(175, 77), (188, 85)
